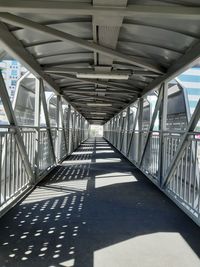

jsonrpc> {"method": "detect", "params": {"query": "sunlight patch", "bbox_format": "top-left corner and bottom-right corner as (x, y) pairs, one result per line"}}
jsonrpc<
(96, 158), (121, 163)
(94, 233), (200, 267)
(72, 151), (93, 155)
(50, 180), (88, 191)
(96, 146), (111, 149)
(95, 175), (137, 188)
(59, 258), (75, 267)
(95, 172), (133, 178)
(63, 159), (92, 165)
(23, 188), (67, 204)
(96, 150), (114, 153)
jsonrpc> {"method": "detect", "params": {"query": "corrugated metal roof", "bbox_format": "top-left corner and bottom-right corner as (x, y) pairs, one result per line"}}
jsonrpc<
(0, 0), (200, 123)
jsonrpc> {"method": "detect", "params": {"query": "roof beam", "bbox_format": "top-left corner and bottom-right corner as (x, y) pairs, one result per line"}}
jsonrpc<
(0, 22), (59, 91)
(45, 67), (156, 80)
(143, 38), (200, 94)
(44, 67), (94, 74)
(68, 93), (128, 104)
(59, 80), (139, 92)
(45, 67), (131, 76)
(54, 73), (139, 94)
(71, 101), (123, 107)
(63, 89), (135, 95)
(80, 110), (114, 115)
(0, 12), (163, 73)
(0, 2), (199, 20)
(0, 22), (80, 113)
(77, 105), (119, 110)
(133, 70), (159, 77)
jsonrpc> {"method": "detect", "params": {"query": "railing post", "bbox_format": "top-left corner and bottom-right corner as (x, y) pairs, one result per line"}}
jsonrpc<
(127, 103), (139, 159)
(56, 95), (62, 162)
(67, 105), (71, 154)
(158, 82), (168, 186)
(34, 78), (41, 181)
(40, 80), (56, 164)
(120, 112), (126, 151)
(0, 71), (34, 183)
(138, 98), (143, 164)
(118, 113), (123, 149)
(139, 85), (164, 168)
(126, 106), (130, 154)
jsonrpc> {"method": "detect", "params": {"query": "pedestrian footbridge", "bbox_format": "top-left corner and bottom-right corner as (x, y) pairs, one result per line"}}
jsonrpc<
(0, 138), (200, 267)
(0, 1), (200, 266)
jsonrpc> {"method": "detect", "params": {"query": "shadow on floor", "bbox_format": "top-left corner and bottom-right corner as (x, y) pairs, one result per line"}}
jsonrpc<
(0, 138), (200, 267)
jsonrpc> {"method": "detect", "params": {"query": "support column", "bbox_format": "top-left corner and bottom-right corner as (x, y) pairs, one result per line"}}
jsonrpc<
(57, 96), (67, 160)
(34, 78), (41, 179)
(118, 113), (123, 149)
(127, 104), (139, 158)
(158, 82), (168, 185)
(139, 86), (164, 167)
(40, 80), (56, 164)
(138, 98), (143, 163)
(0, 71), (34, 183)
(126, 106), (130, 154)
(67, 105), (71, 154)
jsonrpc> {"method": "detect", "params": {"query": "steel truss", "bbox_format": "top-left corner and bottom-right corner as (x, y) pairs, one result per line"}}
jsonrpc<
(0, 71), (89, 218)
(104, 82), (200, 227)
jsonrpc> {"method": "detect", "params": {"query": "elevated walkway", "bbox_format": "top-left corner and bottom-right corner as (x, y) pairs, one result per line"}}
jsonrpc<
(0, 138), (200, 267)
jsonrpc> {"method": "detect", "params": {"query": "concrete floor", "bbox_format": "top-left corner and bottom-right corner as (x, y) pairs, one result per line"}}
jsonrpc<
(0, 137), (200, 267)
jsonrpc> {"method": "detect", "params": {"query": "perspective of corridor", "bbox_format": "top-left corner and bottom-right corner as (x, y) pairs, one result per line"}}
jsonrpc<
(0, 138), (200, 267)
(1, 1), (200, 266)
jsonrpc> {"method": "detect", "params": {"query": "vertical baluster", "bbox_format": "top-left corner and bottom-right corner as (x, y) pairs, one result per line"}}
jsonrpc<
(188, 141), (193, 205)
(163, 136), (167, 175)
(9, 133), (12, 198)
(4, 133), (7, 202)
(192, 141), (198, 209)
(16, 141), (19, 192)
(13, 137), (16, 195)
(184, 145), (188, 201)
(177, 161), (180, 196)
(0, 136), (2, 206)
(19, 151), (22, 189)
(180, 154), (184, 198)
(168, 137), (170, 169)
(175, 166), (178, 194)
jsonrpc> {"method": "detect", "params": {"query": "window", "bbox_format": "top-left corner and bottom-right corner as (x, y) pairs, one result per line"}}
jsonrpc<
(11, 80), (17, 86)
(11, 69), (17, 76)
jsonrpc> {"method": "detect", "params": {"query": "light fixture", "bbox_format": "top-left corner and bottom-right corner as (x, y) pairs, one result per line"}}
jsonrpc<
(90, 112), (107, 115)
(76, 71), (130, 80)
(87, 103), (112, 107)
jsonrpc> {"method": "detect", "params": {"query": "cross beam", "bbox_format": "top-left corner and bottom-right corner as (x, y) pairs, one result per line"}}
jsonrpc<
(54, 73), (139, 94)
(0, 2), (198, 20)
(0, 12), (163, 73)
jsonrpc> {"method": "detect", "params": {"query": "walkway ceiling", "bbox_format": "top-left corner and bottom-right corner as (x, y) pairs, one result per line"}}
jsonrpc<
(0, 1), (200, 124)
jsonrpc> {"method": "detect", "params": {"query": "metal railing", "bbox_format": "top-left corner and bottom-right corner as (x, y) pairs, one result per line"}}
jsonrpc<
(104, 129), (200, 226)
(0, 125), (89, 214)
(166, 133), (200, 218)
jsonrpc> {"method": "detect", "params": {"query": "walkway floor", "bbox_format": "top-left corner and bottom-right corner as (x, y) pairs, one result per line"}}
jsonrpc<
(0, 138), (200, 267)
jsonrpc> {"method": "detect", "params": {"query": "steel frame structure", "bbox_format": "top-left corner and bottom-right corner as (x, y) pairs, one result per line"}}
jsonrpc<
(0, 71), (89, 217)
(0, 1), (200, 124)
(104, 80), (200, 227)
(0, 1), (200, 227)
